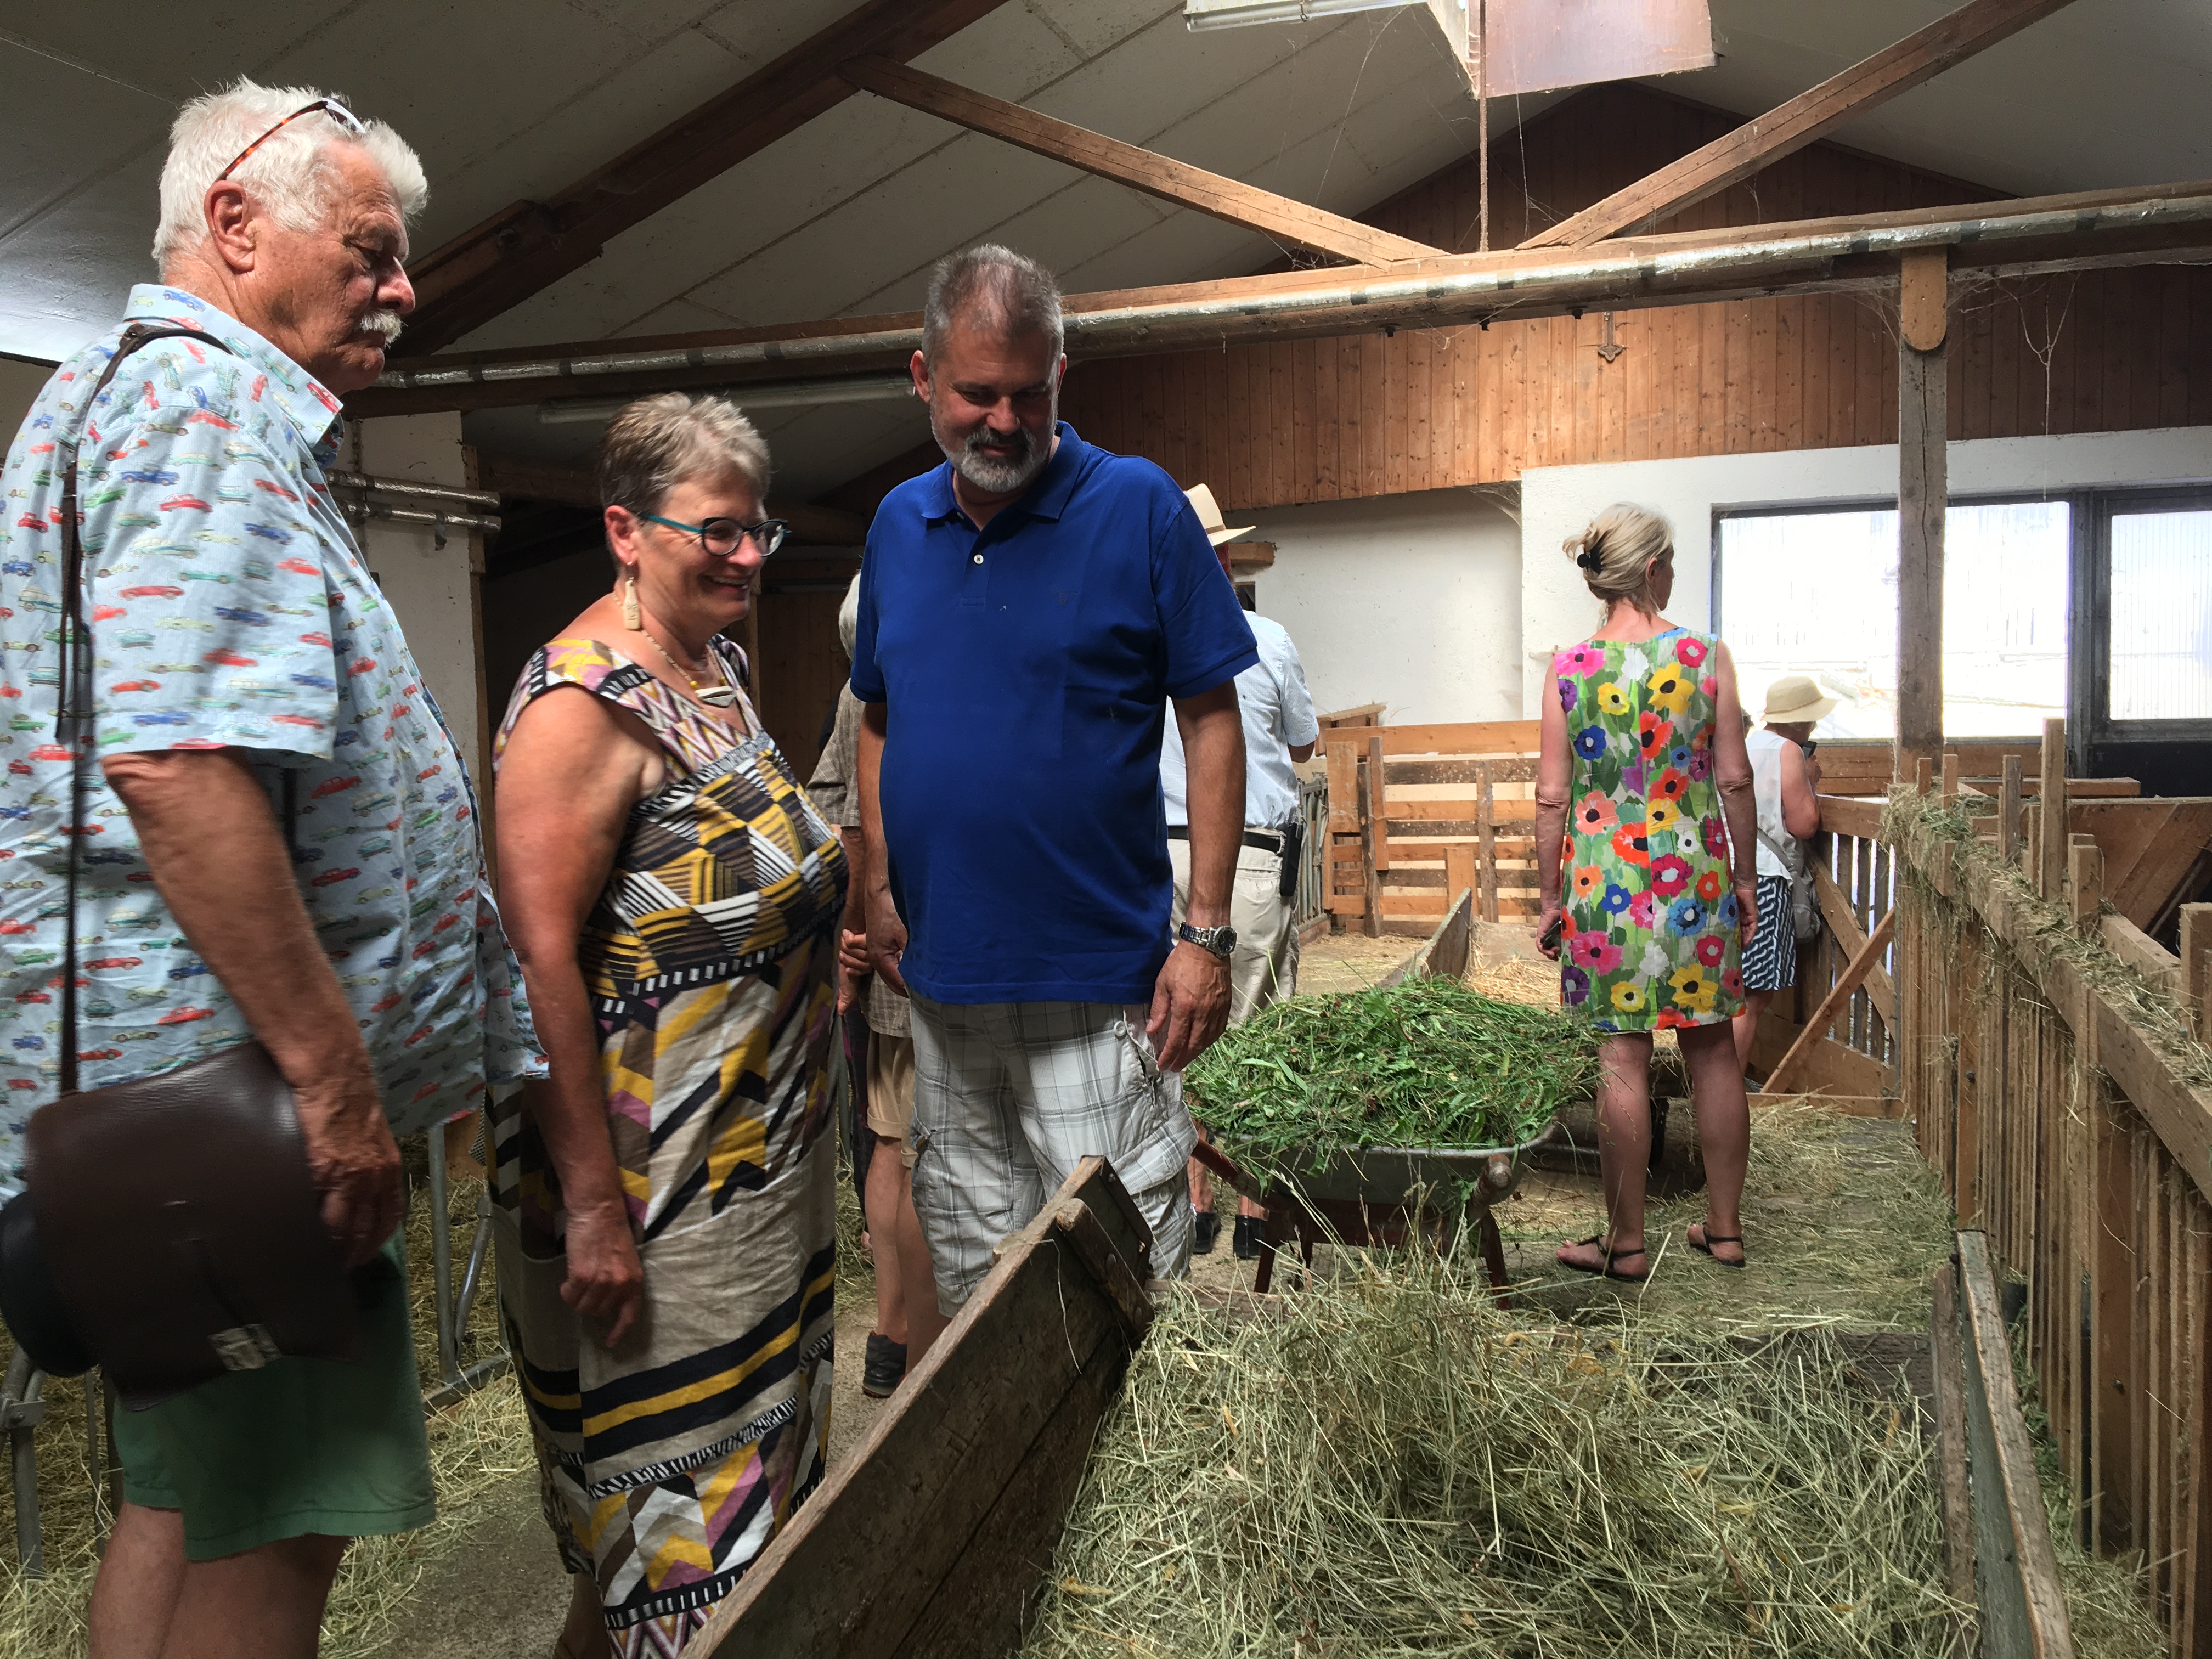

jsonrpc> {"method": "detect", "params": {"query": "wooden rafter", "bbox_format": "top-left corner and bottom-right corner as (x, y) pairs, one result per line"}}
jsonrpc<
(395, 0), (1019, 356)
(347, 177), (2212, 419)
(840, 57), (1440, 267)
(1521, 0), (2084, 249)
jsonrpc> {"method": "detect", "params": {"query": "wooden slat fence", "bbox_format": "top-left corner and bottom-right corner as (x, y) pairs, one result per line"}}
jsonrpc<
(1748, 791), (1903, 1100)
(1321, 720), (1539, 937)
(1900, 719), (2212, 1656)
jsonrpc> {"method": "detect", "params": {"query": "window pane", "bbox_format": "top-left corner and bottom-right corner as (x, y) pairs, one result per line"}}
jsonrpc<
(1717, 501), (2070, 740)
(2109, 510), (2212, 721)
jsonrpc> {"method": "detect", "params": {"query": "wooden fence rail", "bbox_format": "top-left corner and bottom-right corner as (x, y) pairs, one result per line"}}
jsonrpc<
(1322, 720), (1540, 936)
(1900, 720), (2212, 1657)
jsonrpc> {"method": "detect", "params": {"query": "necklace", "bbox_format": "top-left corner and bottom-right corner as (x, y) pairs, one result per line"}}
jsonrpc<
(635, 622), (740, 709)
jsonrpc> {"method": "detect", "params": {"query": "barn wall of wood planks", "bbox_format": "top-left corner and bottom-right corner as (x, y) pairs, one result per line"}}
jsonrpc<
(1056, 82), (2212, 509)
(1898, 757), (2212, 1655)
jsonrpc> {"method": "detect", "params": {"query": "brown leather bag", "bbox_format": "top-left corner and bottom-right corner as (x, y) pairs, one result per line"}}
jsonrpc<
(0, 324), (360, 1408)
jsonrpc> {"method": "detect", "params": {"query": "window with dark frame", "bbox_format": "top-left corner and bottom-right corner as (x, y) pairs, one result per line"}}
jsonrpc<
(1714, 487), (2212, 758)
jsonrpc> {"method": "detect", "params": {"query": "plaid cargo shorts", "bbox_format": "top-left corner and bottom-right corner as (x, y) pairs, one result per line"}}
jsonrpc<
(906, 997), (1197, 1308)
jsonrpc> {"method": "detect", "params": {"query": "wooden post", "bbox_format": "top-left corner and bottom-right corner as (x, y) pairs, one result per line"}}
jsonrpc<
(1359, 739), (1384, 939)
(1915, 755), (1935, 795)
(1446, 844), (1478, 927)
(1895, 247), (1949, 783)
(1941, 751), (1960, 803)
(2070, 837), (2103, 929)
(1367, 735), (1390, 874)
(1476, 762), (1497, 923)
(2000, 754), (2024, 865)
(2180, 903), (2212, 1039)
(2038, 716), (2068, 901)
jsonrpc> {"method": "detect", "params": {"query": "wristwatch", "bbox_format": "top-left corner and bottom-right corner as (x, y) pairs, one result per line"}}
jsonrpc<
(1178, 922), (1237, 960)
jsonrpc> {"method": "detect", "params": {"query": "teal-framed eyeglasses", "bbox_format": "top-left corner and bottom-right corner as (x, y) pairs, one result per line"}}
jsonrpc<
(642, 514), (791, 560)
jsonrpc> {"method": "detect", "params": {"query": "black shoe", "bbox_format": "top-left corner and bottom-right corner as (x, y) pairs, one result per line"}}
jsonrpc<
(862, 1332), (906, 1399)
(1193, 1210), (1221, 1255)
(1232, 1215), (1264, 1260)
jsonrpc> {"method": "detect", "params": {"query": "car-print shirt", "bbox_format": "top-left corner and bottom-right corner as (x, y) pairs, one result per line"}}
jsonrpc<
(0, 284), (541, 1192)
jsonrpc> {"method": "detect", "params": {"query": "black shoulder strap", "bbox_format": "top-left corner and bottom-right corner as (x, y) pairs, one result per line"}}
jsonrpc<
(55, 323), (235, 1096)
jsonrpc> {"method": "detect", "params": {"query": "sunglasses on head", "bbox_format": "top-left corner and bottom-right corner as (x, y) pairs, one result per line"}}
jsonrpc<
(216, 98), (368, 184)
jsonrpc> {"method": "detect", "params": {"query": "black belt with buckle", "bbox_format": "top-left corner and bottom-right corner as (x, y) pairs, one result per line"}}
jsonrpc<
(1166, 825), (1285, 852)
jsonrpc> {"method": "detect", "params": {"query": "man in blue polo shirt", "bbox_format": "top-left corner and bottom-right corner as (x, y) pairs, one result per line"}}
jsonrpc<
(853, 245), (1255, 1304)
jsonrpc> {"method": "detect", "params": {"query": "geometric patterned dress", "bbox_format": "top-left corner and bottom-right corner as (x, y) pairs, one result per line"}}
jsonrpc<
(487, 636), (847, 1656)
(1551, 627), (1745, 1035)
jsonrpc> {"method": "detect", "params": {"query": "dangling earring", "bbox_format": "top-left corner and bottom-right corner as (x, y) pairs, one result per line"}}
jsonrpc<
(622, 572), (641, 631)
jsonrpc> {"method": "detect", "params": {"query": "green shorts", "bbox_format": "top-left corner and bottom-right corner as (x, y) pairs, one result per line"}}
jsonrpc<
(110, 1233), (435, 1561)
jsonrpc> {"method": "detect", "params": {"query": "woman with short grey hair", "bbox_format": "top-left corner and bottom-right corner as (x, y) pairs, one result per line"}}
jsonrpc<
(491, 392), (848, 1657)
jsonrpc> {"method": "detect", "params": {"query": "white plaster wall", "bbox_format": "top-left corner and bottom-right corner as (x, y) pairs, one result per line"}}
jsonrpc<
(1240, 487), (1521, 725)
(349, 413), (488, 781)
(1517, 428), (2212, 713)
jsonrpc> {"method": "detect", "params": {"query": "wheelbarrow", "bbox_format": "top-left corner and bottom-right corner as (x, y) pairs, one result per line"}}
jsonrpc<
(1192, 1120), (1567, 1295)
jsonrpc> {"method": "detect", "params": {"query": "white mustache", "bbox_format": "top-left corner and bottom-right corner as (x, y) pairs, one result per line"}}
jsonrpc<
(359, 311), (404, 346)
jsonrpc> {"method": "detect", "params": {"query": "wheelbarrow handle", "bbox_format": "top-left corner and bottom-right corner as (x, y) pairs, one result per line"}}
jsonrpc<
(1190, 1138), (1268, 1203)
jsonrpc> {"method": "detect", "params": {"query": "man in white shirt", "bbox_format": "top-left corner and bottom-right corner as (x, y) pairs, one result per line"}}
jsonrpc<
(1161, 485), (1320, 1254)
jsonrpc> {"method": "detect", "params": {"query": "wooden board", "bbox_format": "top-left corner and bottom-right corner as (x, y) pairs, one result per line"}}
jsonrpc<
(1955, 1230), (2079, 1659)
(1320, 719), (1539, 758)
(1748, 1011), (1896, 1097)
(691, 1156), (1153, 1659)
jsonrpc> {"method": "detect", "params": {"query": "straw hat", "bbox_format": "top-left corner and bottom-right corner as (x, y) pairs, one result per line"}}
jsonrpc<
(1185, 483), (1255, 548)
(1761, 674), (1839, 723)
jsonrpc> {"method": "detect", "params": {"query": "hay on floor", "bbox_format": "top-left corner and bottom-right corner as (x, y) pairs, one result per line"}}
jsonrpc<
(1024, 1247), (1968, 1658)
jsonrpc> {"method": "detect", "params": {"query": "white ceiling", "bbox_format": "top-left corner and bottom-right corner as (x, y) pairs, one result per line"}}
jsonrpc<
(4, 0), (2210, 501)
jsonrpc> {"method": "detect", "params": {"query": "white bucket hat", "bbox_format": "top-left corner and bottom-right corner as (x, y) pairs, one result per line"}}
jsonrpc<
(1184, 483), (1255, 548)
(1762, 674), (1839, 723)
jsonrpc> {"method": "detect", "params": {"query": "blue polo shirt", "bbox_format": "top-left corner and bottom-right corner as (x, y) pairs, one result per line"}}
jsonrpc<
(850, 424), (1257, 1005)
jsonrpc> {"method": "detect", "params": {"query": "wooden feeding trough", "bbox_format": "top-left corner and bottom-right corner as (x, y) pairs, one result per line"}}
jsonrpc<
(690, 1154), (1153, 1659)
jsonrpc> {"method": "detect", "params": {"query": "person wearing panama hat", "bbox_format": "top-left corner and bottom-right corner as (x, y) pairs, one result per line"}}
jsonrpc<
(1163, 483), (1318, 1260)
(1731, 674), (1831, 1075)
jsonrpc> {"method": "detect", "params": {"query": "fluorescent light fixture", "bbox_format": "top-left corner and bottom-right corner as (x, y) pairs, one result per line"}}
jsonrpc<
(538, 373), (916, 426)
(1186, 0), (1418, 30)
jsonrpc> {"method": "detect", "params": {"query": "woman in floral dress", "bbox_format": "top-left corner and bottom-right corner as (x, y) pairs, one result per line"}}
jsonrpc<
(1534, 505), (1759, 1282)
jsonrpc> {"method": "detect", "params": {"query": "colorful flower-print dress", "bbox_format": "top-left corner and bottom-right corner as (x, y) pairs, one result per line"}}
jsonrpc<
(1552, 629), (1743, 1034)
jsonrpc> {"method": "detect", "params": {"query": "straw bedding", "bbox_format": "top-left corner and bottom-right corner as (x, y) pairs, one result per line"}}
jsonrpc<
(1023, 1248), (1969, 1659)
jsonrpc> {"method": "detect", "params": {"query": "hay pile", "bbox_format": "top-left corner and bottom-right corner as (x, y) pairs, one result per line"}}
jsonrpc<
(1185, 979), (1596, 1166)
(1025, 1250), (1966, 1659)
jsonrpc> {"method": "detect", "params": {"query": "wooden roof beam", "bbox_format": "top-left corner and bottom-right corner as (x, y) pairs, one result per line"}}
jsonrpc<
(1521, 0), (2085, 250)
(840, 57), (1441, 268)
(346, 177), (2212, 419)
(394, 0), (1020, 356)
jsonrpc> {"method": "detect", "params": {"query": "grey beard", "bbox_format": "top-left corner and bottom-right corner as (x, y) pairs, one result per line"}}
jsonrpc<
(360, 310), (404, 346)
(941, 414), (1051, 496)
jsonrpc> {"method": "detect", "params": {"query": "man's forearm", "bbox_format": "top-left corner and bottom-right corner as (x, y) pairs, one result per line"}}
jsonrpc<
(857, 704), (893, 910)
(104, 749), (368, 1085)
(1176, 691), (1245, 928)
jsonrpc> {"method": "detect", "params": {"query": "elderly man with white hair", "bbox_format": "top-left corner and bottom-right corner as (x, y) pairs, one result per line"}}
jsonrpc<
(0, 81), (537, 1656)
